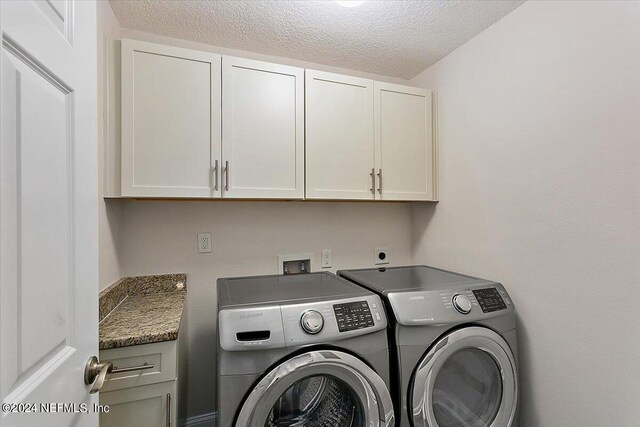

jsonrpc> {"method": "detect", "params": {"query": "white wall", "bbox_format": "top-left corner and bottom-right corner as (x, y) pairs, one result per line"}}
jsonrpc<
(119, 200), (412, 418)
(410, 1), (640, 425)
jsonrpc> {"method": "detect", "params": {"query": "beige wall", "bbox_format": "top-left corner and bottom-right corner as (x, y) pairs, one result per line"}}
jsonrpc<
(119, 200), (412, 418)
(410, 1), (640, 425)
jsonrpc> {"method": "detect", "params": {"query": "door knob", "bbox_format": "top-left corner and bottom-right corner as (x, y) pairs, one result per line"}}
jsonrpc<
(84, 356), (113, 394)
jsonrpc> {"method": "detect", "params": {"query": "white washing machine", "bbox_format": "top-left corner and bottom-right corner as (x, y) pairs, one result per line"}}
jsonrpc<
(216, 272), (395, 427)
(340, 265), (519, 427)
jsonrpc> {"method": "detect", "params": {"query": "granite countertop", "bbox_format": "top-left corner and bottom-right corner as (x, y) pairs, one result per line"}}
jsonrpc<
(99, 274), (187, 350)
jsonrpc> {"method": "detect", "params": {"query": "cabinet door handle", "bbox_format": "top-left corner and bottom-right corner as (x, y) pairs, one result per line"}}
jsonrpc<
(110, 362), (154, 374)
(370, 168), (375, 194)
(166, 393), (171, 427)
(224, 161), (229, 192)
(212, 160), (219, 191)
(377, 168), (383, 194)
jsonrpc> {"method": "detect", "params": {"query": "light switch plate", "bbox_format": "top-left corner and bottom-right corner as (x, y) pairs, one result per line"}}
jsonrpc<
(198, 233), (211, 253)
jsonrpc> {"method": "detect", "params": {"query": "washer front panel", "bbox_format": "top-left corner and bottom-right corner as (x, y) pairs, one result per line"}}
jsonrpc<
(411, 327), (518, 427)
(235, 350), (395, 427)
(219, 295), (387, 351)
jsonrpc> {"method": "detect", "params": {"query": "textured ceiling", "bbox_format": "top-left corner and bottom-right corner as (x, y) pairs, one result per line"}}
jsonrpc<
(109, 0), (524, 79)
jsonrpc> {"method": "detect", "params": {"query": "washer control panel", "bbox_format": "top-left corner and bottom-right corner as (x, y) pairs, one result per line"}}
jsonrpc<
(219, 295), (387, 351)
(473, 288), (507, 313)
(333, 301), (375, 332)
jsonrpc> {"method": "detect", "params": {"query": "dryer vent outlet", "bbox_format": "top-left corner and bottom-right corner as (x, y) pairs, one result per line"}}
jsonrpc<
(375, 248), (389, 265)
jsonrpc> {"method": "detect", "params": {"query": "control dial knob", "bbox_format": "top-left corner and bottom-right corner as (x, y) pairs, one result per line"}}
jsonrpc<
(300, 310), (324, 335)
(452, 294), (472, 314)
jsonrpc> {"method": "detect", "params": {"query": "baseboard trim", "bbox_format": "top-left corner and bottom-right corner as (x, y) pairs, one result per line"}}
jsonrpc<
(183, 411), (217, 427)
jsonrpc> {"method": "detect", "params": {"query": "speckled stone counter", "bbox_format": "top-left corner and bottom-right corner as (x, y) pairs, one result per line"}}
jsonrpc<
(99, 274), (187, 350)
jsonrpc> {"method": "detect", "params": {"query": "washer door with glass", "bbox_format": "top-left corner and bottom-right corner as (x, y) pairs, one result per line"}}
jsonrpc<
(235, 350), (394, 427)
(411, 327), (518, 427)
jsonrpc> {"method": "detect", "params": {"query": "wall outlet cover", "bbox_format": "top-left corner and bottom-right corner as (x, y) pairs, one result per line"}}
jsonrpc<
(321, 250), (332, 268)
(197, 232), (212, 253)
(375, 247), (389, 265)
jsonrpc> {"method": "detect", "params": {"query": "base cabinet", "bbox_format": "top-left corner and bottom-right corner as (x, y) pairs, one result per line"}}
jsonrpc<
(100, 381), (176, 427)
(99, 340), (182, 427)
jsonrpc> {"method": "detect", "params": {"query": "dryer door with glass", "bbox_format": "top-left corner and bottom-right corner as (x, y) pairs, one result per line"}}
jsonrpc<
(236, 350), (394, 427)
(411, 327), (518, 427)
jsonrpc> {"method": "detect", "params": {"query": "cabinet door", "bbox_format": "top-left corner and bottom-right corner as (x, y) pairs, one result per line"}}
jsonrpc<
(374, 82), (436, 201)
(306, 70), (375, 200)
(100, 381), (176, 427)
(222, 56), (304, 199)
(121, 39), (221, 198)
(100, 340), (177, 393)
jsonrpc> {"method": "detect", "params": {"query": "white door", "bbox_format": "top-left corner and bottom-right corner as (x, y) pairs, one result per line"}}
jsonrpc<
(306, 70), (375, 200)
(1, 1), (98, 427)
(374, 82), (436, 201)
(221, 56), (304, 199)
(121, 39), (222, 198)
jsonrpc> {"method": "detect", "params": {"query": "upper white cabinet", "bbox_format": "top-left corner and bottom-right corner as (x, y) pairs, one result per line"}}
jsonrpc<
(121, 39), (221, 198)
(306, 73), (437, 201)
(113, 40), (437, 201)
(374, 82), (437, 201)
(305, 70), (375, 200)
(222, 57), (304, 199)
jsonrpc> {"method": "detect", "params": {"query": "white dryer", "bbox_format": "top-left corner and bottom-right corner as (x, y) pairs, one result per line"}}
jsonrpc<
(340, 265), (519, 427)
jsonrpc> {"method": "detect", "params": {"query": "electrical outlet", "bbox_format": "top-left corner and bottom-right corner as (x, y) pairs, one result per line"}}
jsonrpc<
(197, 233), (211, 253)
(321, 250), (332, 268)
(375, 247), (389, 265)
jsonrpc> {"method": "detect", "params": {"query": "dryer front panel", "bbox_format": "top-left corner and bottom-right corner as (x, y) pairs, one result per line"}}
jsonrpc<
(235, 350), (394, 427)
(410, 327), (518, 427)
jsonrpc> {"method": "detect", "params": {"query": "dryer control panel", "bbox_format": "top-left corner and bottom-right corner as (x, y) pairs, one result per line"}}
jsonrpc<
(473, 288), (507, 313)
(387, 283), (513, 326)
